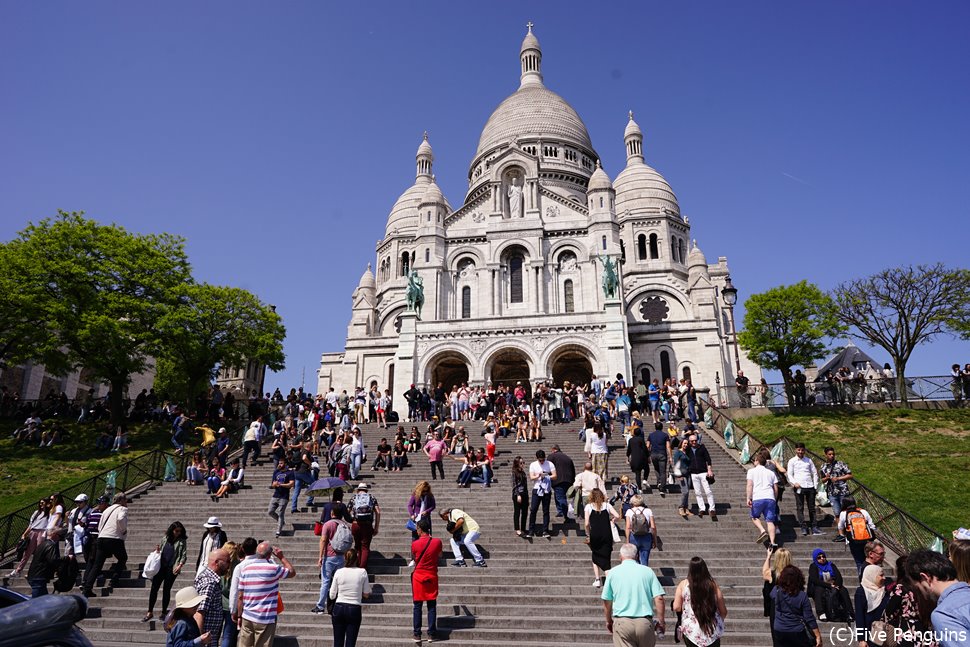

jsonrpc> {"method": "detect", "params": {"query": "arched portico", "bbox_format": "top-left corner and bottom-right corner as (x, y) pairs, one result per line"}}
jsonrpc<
(483, 346), (532, 392)
(425, 350), (471, 392)
(547, 344), (595, 387)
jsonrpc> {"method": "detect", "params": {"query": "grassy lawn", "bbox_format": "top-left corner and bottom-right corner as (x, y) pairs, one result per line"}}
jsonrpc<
(0, 419), (240, 515)
(733, 407), (970, 535)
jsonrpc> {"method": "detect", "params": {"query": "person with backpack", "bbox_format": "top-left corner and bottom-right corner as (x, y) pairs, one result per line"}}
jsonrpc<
(311, 504), (354, 614)
(806, 548), (852, 622)
(348, 483), (380, 571)
(837, 496), (876, 576)
(624, 494), (658, 566)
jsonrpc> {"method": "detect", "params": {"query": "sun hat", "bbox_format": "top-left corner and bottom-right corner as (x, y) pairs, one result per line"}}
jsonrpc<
(203, 516), (222, 528)
(73, 493), (89, 503)
(356, 483), (370, 491)
(174, 586), (206, 610)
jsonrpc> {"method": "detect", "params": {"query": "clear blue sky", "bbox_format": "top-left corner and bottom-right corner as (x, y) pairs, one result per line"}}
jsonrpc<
(2, 1), (968, 392)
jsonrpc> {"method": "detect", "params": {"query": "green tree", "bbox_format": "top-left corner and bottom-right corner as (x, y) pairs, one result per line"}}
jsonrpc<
(832, 264), (970, 405)
(737, 281), (846, 403)
(152, 283), (286, 404)
(0, 243), (62, 369)
(7, 211), (191, 425)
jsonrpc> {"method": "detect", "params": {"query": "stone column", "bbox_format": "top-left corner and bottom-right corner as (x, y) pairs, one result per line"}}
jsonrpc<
(603, 298), (633, 382)
(393, 312), (420, 398)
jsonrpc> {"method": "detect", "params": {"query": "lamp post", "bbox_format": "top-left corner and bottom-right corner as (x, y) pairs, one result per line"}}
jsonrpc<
(721, 276), (741, 375)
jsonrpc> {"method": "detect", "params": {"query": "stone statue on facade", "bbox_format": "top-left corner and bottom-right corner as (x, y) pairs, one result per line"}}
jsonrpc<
(405, 269), (425, 318)
(599, 254), (619, 299)
(507, 178), (523, 218)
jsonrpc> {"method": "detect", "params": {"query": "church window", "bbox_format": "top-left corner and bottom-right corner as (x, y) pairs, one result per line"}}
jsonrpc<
(639, 295), (670, 324)
(620, 241), (626, 265)
(600, 197), (604, 208)
(679, 239), (686, 264)
(682, 366), (692, 382)
(637, 234), (647, 260)
(425, 248), (430, 263)
(509, 254), (524, 304)
(462, 286), (471, 319)
(401, 252), (411, 276)
(564, 279), (575, 313)
(649, 233), (659, 259)
(661, 351), (672, 382)
(671, 239), (677, 262)
(602, 235), (607, 251)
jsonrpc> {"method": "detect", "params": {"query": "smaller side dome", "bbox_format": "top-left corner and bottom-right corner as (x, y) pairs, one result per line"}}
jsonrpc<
(357, 264), (376, 291)
(587, 160), (613, 192)
(420, 175), (446, 206)
(687, 240), (708, 270)
(520, 22), (540, 54)
(416, 131), (433, 160)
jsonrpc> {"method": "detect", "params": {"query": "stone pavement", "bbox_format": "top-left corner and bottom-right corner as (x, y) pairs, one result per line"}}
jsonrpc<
(4, 420), (859, 645)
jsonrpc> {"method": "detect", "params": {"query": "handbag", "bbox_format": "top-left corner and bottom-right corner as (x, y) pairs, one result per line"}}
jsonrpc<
(277, 591), (285, 614)
(405, 519), (417, 532)
(142, 549), (161, 579)
(15, 537), (29, 561)
(610, 519), (621, 543)
(313, 521), (324, 536)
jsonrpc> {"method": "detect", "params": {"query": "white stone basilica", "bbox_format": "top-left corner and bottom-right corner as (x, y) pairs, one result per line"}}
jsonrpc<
(317, 25), (759, 399)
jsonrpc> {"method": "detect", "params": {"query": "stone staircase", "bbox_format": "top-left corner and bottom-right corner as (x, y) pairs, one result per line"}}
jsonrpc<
(4, 421), (860, 645)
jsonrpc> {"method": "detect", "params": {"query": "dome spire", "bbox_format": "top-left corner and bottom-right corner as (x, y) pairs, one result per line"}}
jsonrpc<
(624, 111), (644, 164)
(519, 22), (543, 88)
(415, 131), (433, 182)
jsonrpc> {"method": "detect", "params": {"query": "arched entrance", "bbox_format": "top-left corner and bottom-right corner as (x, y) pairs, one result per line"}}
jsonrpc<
(548, 345), (594, 387)
(427, 351), (470, 391)
(486, 348), (531, 393)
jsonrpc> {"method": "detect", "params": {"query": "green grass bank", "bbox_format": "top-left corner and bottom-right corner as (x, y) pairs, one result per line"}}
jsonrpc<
(734, 408), (970, 535)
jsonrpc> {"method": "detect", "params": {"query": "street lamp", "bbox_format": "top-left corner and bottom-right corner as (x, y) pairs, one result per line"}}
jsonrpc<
(721, 276), (742, 374)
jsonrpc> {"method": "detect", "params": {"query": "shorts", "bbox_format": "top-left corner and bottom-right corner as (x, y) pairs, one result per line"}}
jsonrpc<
(751, 498), (779, 523)
(649, 400), (661, 412)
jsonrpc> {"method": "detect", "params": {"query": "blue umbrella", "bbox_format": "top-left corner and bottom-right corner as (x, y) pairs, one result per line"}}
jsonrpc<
(306, 477), (352, 497)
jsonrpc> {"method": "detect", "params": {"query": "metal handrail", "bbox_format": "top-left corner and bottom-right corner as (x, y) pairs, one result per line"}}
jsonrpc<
(0, 419), (249, 566)
(704, 406), (948, 556)
(715, 374), (968, 408)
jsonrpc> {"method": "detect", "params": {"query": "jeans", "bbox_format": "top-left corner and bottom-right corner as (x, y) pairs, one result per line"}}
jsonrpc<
(413, 599), (437, 637)
(171, 433), (185, 452)
(793, 487), (817, 527)
(316, 555), (345, 609)
(331, 602), (362, 647)
(429, 460), (444, 480)
(207, 476), (222, 494)
(849, 540), (867, 576)
(83, 537), (128, 591)
(449, 530), (482, 563)
(350, 454), (362, 479)
(186, 466), (203, 483)
(148, 564), (177, 613)
(687, 400), (697, 423)
(553, 483), (569, 517)
(392, 455), (408, 470)
(268, 496), (287, 535)
(221, 609), (237, 647)
(650, 453), (668, 488)
(28, 577), (48, 598)
(630, 532), (654, 566)
(678, 475), (692, 509)
(352, 522), (374, 570)
(829, 493), (845, 519)
(290, 475), (311, 512)
(242, 440), (260, 467)
(529, 491), (551, 535)
(513, 494), (528, 532)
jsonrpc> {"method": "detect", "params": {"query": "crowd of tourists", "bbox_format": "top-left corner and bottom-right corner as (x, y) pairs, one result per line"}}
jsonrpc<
(7, 377), (970, 647)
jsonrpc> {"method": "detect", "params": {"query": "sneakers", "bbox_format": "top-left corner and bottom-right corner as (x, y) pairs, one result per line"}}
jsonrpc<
(812, 527), (825, 535)
(641, 480), (648, 490)
(473, 560), (487, 568)
(697, 510), (707, 517)
(832, 535), (845, 543)
(311, 606), (325, 614)
(407, 560), (416, 568)
(818, 613), (828, 622)
(659, 488), (666, 498)
(451, 559), (467, 567)
(593, 578), (602, 588)
(710, 512), (718, 522)
(802, 526), (810, 536)
(413, 637), (422, 644)
(755, 531), (769, 544)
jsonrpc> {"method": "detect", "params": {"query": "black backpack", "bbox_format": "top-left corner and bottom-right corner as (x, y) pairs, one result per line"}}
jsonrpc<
(54, 558), (79, 593)
(825, 587), (851, 622)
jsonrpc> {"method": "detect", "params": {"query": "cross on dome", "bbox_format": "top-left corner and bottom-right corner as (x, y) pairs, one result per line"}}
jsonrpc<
(526, 21), (534, 32)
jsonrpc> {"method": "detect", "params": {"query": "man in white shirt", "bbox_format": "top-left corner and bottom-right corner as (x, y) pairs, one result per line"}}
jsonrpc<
(745, 454), (779, 549)
(82, 493), (128, 596)
(527, 450), (557, 539)
(572, 462), (606, 519)
(786, 442), (822, 536)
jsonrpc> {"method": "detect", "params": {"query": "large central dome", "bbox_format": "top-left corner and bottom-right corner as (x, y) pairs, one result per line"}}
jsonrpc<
(475, 85), (594, 158)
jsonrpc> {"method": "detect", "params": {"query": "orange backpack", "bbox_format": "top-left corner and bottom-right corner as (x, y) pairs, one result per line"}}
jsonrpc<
(846, 510), (873, 541)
